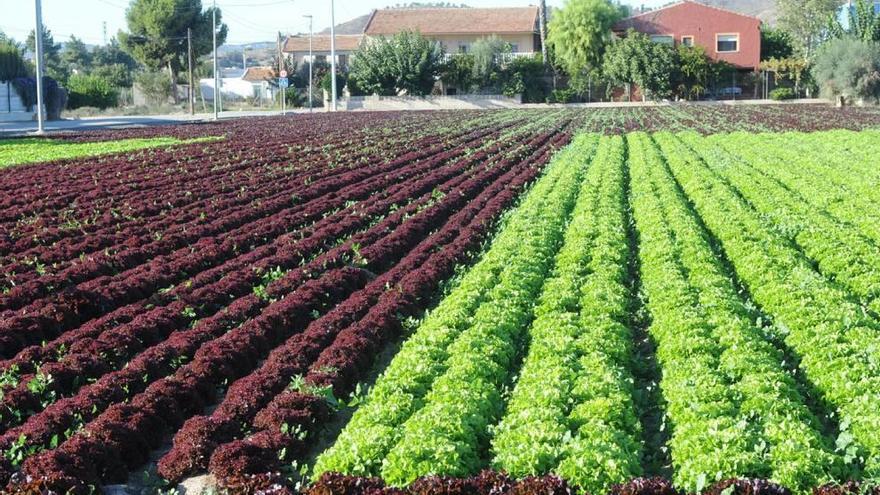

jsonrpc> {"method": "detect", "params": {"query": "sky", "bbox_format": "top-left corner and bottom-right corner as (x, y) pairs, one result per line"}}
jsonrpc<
(0, 0), (668, 47)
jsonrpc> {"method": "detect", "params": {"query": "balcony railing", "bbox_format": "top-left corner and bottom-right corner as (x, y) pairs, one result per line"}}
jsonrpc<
(441, 52), (537, 63)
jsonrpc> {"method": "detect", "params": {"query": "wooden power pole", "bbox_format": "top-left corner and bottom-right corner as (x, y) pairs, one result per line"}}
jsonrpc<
(538, 0), (549, 66)
(187, 28), (194, 115)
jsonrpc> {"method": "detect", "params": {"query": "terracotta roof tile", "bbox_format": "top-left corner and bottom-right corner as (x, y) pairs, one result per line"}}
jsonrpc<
(283, 34), (363, 53)
(364, 7), (539, 35)
(241, 66), (275, 82)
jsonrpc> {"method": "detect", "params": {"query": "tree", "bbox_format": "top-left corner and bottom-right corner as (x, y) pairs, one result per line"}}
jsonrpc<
(547, 0), (625, 88)
(93, 38), (139, 71)
(761, 26), (795, 60)
(349, 31), (443, 96)
(0, 41), (30, 82)
(120, 0), (227, 103)
(62, 36), (92, 75)
(27, 26), (67, 82)
(828, 0), (880, 42)
(67, 73), (118, 109)
(471, 35), (510, 88)
(676, 45), (713, 99)
(812, 37), (880, 103)
(602, 30), (678, 100)
(439, 54), (475, 93)
(776, 0), (840, 57)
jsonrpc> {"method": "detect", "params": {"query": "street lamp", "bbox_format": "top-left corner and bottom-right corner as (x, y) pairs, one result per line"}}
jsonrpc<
(304, 14), (313, 113)
(34, 0), (45, 134)
(330, 0), (337, 112)
(212, 0), (219, 120)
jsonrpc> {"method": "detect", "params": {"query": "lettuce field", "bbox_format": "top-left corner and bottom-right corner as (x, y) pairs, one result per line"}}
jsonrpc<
(1, 105), (880, 495)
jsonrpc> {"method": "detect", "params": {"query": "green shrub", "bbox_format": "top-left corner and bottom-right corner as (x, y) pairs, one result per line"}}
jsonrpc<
(67, 73), (118, 109)
(0, 42), (29, 82)
(135, 70), (172, 105)
(769, 87), (796, 100)
(812, 37), (880, 104)
(547, 88), (579, 104)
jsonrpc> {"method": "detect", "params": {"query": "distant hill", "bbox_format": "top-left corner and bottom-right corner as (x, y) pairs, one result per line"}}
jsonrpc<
(319, 13), (373, 35)
(698, 0), (779, 23)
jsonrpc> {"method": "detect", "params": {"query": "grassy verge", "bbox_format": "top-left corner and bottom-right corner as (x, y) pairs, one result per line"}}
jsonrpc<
(0, 136), (221, 168)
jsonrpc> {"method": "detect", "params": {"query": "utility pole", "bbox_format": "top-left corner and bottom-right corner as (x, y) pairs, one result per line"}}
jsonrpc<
(212, 0), (219, 120)
(34, 0), (45, 135)
(188, 28), (194, 116)
(538, 0), (549, 66)
(330, 0), (337, 112)
(277, 31), (285, 115)
(304, 14), (313, 113)
(103, 21), (108, 45)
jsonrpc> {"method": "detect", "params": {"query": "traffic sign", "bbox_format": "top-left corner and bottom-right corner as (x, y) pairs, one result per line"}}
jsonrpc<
(279, 70), (288, 78)
(278, 78), (289, 88)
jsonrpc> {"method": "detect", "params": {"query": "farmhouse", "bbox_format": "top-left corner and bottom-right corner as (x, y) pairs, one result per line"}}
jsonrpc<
(282, 7), (542, 67)
(613, 0), (761, 71)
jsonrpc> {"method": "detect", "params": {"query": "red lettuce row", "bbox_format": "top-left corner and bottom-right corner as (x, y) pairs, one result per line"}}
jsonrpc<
(207, 132), (570, 491)
(0, 124), (514, 432)
(0, 126), (499, 356)
(156, 129), (561, 483)
(3, 126), (569, 494)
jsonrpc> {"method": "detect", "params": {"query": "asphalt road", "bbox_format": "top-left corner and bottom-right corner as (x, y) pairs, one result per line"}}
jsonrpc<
(0, 110), (314, 137)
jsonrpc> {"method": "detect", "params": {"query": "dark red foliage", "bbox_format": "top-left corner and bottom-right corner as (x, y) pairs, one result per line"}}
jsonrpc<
(609, 478), (680, 495)
(814, 483), (880, 495)
(704, 480), (790, 495)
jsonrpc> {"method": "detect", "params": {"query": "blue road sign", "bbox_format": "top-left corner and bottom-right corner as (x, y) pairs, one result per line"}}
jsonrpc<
(278, 78), (289, 88)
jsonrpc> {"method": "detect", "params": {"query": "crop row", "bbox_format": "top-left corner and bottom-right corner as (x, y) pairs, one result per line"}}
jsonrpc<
(206, 132), (573, 493)
(490, 134), (642, 494)
(314, 132), (594, 487)
(0, 117), (577, 493)
(0, 122), (519, 432)
(155, 126), (567, 483)
(629, 132), (841, 492)
(655, 132), (880, 477)
(674, 132), (880, 313)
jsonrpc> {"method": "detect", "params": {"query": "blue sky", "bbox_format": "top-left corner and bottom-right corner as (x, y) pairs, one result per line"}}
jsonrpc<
(1, 0), (667, 46)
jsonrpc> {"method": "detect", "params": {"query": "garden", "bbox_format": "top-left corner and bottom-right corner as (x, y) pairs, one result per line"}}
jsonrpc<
(1, 105), (880, 495)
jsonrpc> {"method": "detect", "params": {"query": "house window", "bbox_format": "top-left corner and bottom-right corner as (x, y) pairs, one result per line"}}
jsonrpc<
(458, 44), (469, 54)
(650, 35), (674, 45)
(716, 34), (739, 52)
(337, 54), (348, 66)
(681, 35), (694, 47)
(510, 43), (519, 53)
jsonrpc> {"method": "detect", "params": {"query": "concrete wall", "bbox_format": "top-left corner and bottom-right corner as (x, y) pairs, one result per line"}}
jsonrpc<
(0, 82), (36, 122)
(337, 94), (522, 111)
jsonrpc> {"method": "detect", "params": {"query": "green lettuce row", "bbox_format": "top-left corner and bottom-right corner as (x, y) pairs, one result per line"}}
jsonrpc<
(629, 131), (769, 491)
(638, 133), (844, 492)
(714, 131), (880, 245)
(378, 133), (591, 486)
(491, 135), (643, 494)
(653, 131), (880, 478)
(679, 132), (880, 313)
(312, 134), (599, 481)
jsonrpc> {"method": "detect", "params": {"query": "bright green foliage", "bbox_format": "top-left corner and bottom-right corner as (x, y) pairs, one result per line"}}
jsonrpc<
(547, 0), (625, 83)
(654, 131), (880, 478)
(812, 38), (880, 103)
(686, 132), (880, 312)
(602, 30), (679, 100)
(491, 135), (642, 493)
(828, 0), (880, 42)
(67, 73), (119, 109)
(349, 31), (444, 97)
(313, 134), (598, 483)
(631, 132), (843, 492)
(0, 136), (221, 168)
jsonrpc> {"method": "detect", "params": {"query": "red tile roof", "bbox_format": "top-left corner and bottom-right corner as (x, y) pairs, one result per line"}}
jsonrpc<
(283, 34), (363, 53)
(364, 7), (539, 36)
(241, 66), (275, 82)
